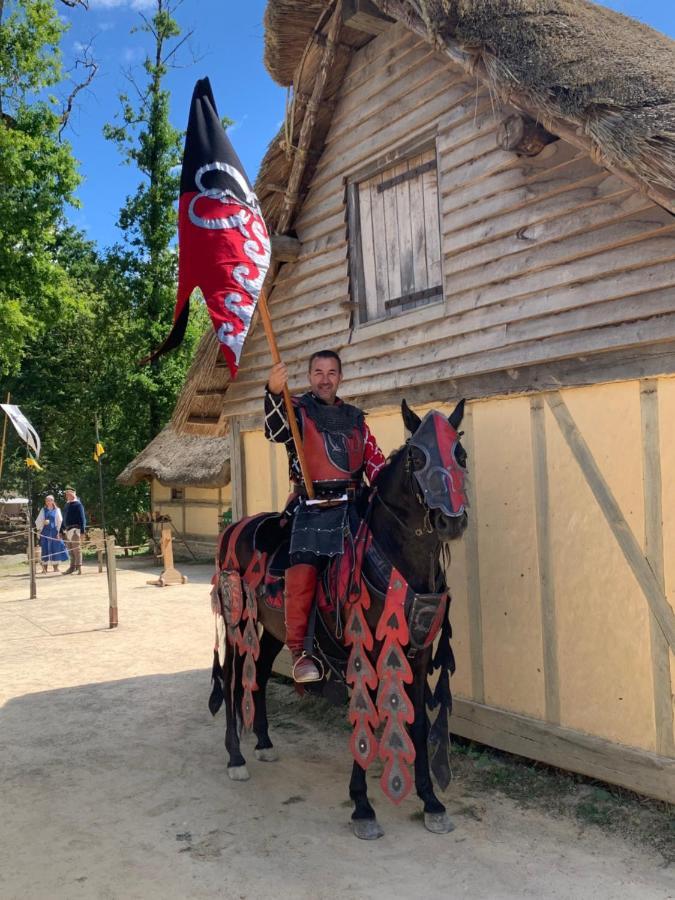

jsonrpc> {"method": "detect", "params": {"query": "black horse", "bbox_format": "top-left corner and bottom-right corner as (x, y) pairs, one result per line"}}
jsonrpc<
(211, 399), (468, 839)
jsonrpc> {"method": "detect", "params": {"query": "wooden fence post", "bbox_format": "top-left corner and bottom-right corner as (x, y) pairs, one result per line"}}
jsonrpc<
(106, 535), (118, 628)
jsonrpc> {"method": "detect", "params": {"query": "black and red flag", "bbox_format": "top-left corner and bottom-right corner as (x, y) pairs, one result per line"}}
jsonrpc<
(142, 77), (271, 378)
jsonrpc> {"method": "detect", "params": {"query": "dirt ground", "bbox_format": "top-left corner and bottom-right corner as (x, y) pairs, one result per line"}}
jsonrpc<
(1, 554), (673, 900)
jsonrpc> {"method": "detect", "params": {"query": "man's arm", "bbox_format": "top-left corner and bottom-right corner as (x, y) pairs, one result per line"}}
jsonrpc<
(363, 422), (386, 484)
(264, 387), (292, 444)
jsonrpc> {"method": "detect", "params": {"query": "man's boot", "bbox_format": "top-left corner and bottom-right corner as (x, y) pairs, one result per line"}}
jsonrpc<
(75, 566), (82, 575)
(284, 564), (321, 683)
(63, 565), (75, 575)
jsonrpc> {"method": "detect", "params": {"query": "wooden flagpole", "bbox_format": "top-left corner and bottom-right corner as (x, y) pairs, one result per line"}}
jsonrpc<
(0, 392), (10, 485)
(257, 290), (315, 499)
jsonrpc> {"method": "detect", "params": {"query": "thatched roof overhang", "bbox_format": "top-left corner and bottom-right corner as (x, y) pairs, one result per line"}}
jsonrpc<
(117, 424), (230, 488)
(261, 0), (675, 213)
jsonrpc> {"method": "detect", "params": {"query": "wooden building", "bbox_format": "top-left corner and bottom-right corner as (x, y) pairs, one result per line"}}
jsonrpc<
(120, 0), (675, 800)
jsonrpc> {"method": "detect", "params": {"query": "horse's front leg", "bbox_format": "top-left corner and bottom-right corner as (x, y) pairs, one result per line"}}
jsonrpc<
(253, 628), (283, 761)
(349, 761), (384, 840)
(225, 636), (250, 781)
(409, 653), (455, 833)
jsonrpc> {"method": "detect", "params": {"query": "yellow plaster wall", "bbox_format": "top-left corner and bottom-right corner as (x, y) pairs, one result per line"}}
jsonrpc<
(656, 377), (675, 746)
(184, 505), (221, 537)
(243, 430), (275, 514)
(152, 481), (171, 501)
(472, 397), (546, 719)
(545, 384), (656, 750)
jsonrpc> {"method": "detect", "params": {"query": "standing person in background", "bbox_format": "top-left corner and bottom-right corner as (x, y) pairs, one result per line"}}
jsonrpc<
(35, 495), (69, 574)
(61, 486), (87, 575)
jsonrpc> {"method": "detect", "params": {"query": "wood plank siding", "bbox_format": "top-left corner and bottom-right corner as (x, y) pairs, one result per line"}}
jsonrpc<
(223, 22), (675, 420)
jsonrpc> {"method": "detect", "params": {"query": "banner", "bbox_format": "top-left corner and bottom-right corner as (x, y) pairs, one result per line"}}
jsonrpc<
(0, 404), (41, 458)
(142, 77), (271, 378)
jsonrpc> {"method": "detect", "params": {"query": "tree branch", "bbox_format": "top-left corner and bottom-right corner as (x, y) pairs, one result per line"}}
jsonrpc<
(59, 45), (98, 138)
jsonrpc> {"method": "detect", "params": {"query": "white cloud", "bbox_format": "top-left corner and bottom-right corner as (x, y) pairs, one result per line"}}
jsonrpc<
(88, 0), (155, 10)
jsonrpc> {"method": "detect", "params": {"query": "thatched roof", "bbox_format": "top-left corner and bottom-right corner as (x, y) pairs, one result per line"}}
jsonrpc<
(117, 424), (230, 487)
(260, 0), (675, 216)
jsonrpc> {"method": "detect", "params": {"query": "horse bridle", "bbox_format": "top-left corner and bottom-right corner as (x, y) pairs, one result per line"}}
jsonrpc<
(374, 442), (436, 537)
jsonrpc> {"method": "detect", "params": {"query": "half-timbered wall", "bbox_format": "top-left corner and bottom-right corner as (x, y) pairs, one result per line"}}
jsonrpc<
(222, 22), (675, 420)
(150, 480), (231, 555)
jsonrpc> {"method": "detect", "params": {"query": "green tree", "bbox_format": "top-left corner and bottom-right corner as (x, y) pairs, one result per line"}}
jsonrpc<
(103, 0), (195, 437)
(0, 0), (86, 376)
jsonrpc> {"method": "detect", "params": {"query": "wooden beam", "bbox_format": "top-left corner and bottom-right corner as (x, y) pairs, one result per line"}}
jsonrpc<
(278, 2), (344, 235)
(497, 113), (557, 157)
(545, 391), (675, 651)
(343, 0), (394, 34)
(450, 698), (675, 803)
(229, 419), (245, 520)
(271, 234), (302, 262)
(460, 403), (485, 702)
(640, 379), (675, 757)
(530, 396), (560, 724)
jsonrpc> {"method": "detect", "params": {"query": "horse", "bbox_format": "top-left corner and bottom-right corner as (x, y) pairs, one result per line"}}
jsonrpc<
(210, 398), (468, 839)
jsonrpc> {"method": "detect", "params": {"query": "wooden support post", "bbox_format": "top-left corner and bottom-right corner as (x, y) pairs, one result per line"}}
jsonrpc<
(106, 536), (118, 628)
(147, 523), (187, 587)
(27, 526), (36, 599)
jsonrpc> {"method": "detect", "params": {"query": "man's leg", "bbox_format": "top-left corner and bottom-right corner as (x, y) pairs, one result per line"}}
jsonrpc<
(63, 531), (76, 574)
(72, 532), (82, 572)
(284, 558), (322, 683)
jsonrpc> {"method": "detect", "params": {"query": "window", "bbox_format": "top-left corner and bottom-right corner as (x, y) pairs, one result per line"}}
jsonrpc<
(170, 487), (184, 501)
(348, 144), (442, 324)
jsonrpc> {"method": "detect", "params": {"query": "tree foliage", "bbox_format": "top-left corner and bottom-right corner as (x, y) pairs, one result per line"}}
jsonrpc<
(0, 0), (208, 543)
(0, 0), (81, 376)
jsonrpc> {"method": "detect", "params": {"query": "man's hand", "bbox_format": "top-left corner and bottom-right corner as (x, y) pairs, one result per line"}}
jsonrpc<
(267, 362), (288, 395)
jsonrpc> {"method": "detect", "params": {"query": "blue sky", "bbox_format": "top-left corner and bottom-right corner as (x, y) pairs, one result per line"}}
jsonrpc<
(60, 0), (674, 249)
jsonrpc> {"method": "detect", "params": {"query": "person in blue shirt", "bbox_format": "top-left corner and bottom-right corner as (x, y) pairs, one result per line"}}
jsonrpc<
(61, 486), (87, 575)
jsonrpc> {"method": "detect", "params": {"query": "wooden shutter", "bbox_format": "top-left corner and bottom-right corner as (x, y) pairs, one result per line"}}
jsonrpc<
(353, 147), (442, 322)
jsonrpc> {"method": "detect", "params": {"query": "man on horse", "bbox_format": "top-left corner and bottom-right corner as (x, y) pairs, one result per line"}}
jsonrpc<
(265, 350), (386, 684)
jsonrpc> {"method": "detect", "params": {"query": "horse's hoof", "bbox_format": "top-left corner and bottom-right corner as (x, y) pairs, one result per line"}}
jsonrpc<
(424, 812), (455, 834)
(227, 765), (250, 782)
(254, 748), (278, 762)
(352, 818), (384, 840)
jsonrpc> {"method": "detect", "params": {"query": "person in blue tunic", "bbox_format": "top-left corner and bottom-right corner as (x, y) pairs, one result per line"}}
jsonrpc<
(35, 495), (69, 574)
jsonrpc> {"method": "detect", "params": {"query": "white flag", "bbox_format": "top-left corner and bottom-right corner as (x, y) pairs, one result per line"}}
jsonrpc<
(0, 404), (41, 458)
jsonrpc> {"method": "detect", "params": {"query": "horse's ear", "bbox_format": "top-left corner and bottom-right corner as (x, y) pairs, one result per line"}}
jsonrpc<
(401, 399), (421, 434)
(448, 399), (465, 430)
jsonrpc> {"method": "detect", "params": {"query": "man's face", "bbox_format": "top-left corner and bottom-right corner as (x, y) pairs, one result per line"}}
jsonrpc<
(308, 356), (342, 405)
(65, 490), (74, 502)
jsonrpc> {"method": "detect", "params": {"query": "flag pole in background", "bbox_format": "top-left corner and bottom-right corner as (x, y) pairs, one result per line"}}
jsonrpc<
(0, 392), (10, 485)
(94, 416), (107, 537)
(141, 77), (314, 500)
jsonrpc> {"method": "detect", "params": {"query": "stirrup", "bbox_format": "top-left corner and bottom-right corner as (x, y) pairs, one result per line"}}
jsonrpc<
(291, 652), (324, 684)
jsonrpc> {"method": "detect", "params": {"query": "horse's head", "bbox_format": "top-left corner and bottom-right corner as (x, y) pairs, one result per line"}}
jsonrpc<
(400, 398), (468, 542)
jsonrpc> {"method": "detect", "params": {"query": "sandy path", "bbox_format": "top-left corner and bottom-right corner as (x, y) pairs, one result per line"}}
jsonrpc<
(1, 558), (672, 899)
